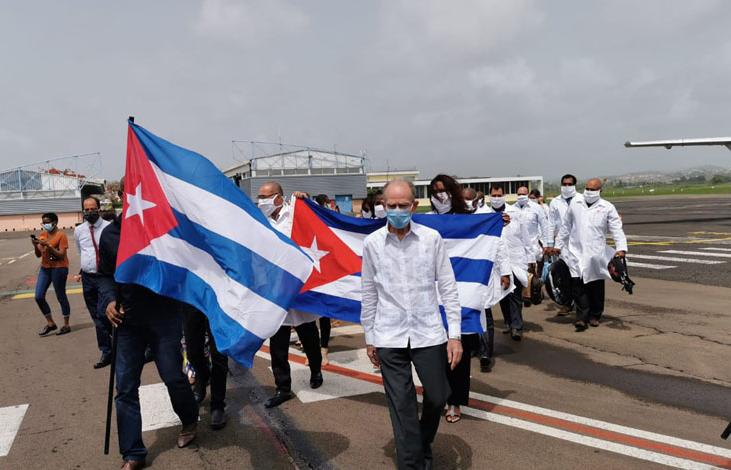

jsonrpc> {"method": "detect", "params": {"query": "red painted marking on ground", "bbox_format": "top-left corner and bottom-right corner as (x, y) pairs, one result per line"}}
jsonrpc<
(257, 344), (731, 468)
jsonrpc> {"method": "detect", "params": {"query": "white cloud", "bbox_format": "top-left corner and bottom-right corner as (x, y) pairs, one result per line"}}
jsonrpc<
(469, 58), (536, 94)
(194, 0), (308, 44)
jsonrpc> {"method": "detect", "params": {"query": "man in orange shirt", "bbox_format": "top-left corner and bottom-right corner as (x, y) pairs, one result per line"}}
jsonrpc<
(32, 212), (71, 336)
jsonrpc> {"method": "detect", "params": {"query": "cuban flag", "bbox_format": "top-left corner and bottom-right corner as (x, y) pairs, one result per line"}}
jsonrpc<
(115, 120), (313, 367)
(290, 199), (504, 333)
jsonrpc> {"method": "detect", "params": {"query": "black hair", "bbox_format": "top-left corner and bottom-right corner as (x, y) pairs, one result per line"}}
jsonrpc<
(529, 188), (541, 198)
(561, 174), (577, 185)
(429, 174), (468, 214)
(489, 185), (504, 195)
(314, 194), (329, 207)
(42, 212), (58, 223)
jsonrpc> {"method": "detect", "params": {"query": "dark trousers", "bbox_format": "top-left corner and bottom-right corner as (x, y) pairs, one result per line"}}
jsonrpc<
(571, 278), (605, 323)
(319, 317), (331, 349)
(35, 267), (70, 317)
(269, 321), (321, 392)
(447, 335), (478, 406)
(499, 280), (524, 330)
(81, 272), (112, 356)
(183, 306), (229, 411)
(377, 343), (450, 470)
(478, 308), (495, 360)
(115, 306), (198, 462)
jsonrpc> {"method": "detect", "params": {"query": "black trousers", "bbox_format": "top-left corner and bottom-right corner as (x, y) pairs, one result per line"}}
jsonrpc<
(478, 308), (495, 360)
(183, 306), (229, 411)
(377, 343), (450, 470)
(499, 280), (524, 330)
(571, 278), (605, 323)
(319, 317), (331, 349)
(447, 335), (478, 406)
(270, 321), (321, 392)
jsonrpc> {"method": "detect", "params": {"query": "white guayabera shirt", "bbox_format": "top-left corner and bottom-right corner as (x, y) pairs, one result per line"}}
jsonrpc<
(360, 222), (461, 349)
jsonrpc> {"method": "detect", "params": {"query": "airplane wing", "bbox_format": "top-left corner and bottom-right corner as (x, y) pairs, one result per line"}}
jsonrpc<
(625, 137), (731, 150)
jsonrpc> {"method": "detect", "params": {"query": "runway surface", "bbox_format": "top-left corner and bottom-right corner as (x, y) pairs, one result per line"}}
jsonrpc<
(0, 195), (729, 469)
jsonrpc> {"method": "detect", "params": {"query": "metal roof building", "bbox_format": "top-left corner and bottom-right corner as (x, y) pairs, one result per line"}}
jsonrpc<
(224, 148), (367, 214)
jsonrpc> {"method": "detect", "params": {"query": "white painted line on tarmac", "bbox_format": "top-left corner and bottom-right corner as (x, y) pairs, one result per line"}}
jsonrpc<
(6, 260), (15, 265)
(700, 247), (731, 252)
(18, 252), (30, 259)
(0, 404), (29, 457)
(629, 254), (725, 265)
(661, 250), (731, 259)
(626, 261), (676, 270)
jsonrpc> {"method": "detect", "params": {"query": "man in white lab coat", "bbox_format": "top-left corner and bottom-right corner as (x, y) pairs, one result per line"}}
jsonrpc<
(477, 185), (531, 341)
(547, 174), (582, 315)
(554, 178), (628, 331)
(514, 185), (549, 266)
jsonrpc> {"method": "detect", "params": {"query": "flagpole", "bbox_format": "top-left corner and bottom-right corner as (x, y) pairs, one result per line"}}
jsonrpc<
(103, 323), (119, 454)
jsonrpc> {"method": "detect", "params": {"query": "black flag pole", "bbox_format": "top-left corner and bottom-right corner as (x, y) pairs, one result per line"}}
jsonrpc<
(103, 322), (119, 454)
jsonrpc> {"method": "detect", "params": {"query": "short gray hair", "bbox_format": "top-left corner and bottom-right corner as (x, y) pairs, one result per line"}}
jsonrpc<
(383, 178), (416, 201)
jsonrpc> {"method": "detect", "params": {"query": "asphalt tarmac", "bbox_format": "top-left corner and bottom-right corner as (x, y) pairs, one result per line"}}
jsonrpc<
(1, 196), (730, 469)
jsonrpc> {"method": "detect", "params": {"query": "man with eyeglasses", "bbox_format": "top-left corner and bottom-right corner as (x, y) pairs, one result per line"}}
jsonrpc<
(256, 181), (324, 408)
(73, 196), (113, 368)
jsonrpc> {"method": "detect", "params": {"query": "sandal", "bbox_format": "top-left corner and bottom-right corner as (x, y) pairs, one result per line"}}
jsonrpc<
(38, 324), (57, 336)
(56, 326), (71, 336)
(445, 406), (462, 423)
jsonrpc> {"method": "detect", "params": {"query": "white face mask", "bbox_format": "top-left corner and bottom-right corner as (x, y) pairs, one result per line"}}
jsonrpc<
(490, 196), (505, 209)
(516, 195), (529, 207)
(361, 209), (372, 219)
(257, 195), (282, 217)
(464, 199), (475, 212)
(374, 204), (386, 219)
(583, 189), (601, 204)
(561, 185), (576, 199)
(431, 192), (452, 214)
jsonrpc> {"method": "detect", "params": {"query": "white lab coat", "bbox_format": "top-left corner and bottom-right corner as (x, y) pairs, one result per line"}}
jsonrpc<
(514, 200), (549, 262)
(555, 197), (628, 283)
(477, 203), (530, 286)
(547, 194), (583, 246)
(268, 201), (320, 327)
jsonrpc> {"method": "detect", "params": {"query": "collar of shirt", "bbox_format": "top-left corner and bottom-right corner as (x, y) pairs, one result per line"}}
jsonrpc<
(384, 223), (421, 243)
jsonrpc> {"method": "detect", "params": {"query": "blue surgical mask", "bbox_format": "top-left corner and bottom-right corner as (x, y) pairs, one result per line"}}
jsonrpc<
(386, 209), (412, 229)
(42, 223), (55, 232)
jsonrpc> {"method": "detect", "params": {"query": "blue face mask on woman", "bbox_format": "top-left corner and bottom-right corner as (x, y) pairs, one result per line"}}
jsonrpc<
(386, 208), (412, 229)
(42, 223), (55, 232)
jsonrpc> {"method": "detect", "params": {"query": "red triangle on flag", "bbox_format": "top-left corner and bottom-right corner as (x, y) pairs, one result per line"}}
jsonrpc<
(291, 199), (362, 292)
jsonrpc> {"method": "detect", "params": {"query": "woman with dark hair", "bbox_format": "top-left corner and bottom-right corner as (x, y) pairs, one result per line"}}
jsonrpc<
(361, 190), (386, 219)
(32, 212), (71, 336)
(429, 174), (469, 214)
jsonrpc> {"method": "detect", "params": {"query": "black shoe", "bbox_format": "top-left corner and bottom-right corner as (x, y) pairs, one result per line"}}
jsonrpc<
(310, 371), (323, 389)
(143, 347), (154, 363)
(38, 324), (57, 336)
(479, 356), (494, 373)
(511, 329), (522, 341)
(93, 355), (112, 369)
(193, 380), (207, 404)
(574, 321), (588, 332)
(210, 408), (227, 430)
(264, 390), (295, 408)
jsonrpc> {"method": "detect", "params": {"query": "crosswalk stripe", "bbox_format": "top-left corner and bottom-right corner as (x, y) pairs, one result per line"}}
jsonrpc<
(700, 247), (731, 252)
(660, 250), (731, 259)
(626, 261), (676, 270)
(0, 404), (29, 457)
(628, 254), (724, 265)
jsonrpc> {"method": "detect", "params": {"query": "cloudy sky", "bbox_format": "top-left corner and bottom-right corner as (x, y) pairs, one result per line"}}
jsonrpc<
(2, 0), (730, 181)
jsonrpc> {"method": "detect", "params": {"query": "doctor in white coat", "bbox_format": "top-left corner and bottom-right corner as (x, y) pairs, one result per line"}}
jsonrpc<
(554, 178), (627, 331)
(477, 185), (531, 341)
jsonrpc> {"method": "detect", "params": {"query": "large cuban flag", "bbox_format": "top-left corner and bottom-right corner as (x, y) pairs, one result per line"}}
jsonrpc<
(115, 120), (313, 367)
(290, 199), (505, 333)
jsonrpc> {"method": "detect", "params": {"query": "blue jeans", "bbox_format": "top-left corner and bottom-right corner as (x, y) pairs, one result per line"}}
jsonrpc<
(115, 304), (198, 462)
(81, 273), (113, 356)
(35, 267), (70, 317)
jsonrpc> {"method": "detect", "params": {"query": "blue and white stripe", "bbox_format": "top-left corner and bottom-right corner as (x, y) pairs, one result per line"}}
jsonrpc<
(116, 124), (313, 367)
(290, 200), (504, 334)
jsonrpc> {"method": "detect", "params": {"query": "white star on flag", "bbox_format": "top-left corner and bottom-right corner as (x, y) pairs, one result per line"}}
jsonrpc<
(125, 183), (157, 225)
(302, 236), (329, 272)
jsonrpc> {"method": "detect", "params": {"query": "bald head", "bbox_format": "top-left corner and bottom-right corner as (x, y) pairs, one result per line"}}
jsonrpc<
(383, 179), (418, 213)
(259, 181), (283, 197)
(586, 178), (602, 190)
